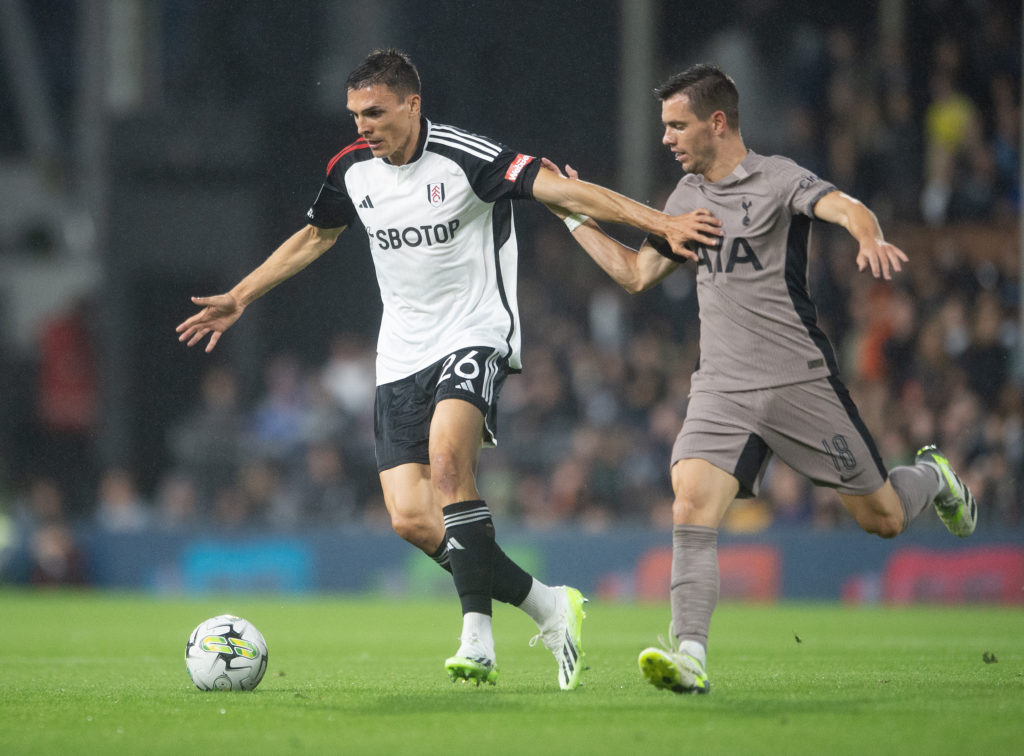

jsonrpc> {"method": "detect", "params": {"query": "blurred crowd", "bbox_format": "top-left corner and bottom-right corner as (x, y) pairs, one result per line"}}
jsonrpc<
(4, 215), (1019, 573)
(758, 8), (1019, 229)
(1, 6), (1021, 584)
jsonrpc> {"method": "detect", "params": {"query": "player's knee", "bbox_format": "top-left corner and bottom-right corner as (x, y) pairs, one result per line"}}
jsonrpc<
(388, 509), (414, 540)
(862, 511), (903, 539)
(390, 511), (430, 548)
(387, 503), (436, 548)
(672, 496), (710, 525)
(429, 450), (468, 499)
(876, 515), (904, 539)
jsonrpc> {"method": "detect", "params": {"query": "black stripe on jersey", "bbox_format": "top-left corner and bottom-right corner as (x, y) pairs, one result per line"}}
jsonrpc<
(491, 200), (518, 368)
(784, 215), (840, 375)
(826, 375), (889, 482)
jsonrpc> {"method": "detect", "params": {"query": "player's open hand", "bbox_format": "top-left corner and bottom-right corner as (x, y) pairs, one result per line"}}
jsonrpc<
(175, 293), (245, 353)
(539, 158), (581, 219)
(540, 157), (580, 182)
(856, 239), (908, 280)
(662, 209), (722, 261)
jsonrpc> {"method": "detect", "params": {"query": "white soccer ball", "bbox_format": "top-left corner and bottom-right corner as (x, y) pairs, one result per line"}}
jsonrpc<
(185, 614), (269, 691)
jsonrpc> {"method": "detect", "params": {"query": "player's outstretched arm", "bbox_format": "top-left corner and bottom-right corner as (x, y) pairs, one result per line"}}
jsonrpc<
(813, 190), (908, 280)
(176, 224), (344, 352)
(532, 165), (720, 261)
(539, 159), (712, 293)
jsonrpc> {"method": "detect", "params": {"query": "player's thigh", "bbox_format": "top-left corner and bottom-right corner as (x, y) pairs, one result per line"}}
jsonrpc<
(670, 457), (741, 527)
(429, 397), (485, 473)
(671, 389), (771, 499)
(428, 345), (508, 470)
(426, 398), (485, 503)
(760, 377), (887, 496)
(431, 345), (508, 449)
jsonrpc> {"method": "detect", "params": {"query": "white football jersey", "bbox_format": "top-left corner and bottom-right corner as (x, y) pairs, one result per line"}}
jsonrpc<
(307, 117), (540, 385)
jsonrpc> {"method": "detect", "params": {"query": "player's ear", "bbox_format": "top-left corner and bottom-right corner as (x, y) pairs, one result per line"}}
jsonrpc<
(406, 93), (421, 117)
(711, 110), (728, 135)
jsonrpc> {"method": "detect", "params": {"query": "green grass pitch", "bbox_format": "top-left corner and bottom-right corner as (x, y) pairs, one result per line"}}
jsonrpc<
(0, 590), (1020, 755)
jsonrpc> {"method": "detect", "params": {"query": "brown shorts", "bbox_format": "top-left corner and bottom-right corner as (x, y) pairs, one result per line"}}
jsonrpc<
(672, 376), (888, 498)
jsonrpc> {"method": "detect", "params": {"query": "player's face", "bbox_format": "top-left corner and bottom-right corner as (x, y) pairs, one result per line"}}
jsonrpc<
(347, 85), (421, 165)
(660, 93), (717, 176)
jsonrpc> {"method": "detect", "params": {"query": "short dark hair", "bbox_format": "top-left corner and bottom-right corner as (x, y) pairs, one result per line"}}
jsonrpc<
(654, 63), (740, 129)
(346, 48), (421, 98)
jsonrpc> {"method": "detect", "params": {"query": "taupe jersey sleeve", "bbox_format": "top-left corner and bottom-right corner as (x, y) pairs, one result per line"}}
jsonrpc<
(662, 151), (839, 392)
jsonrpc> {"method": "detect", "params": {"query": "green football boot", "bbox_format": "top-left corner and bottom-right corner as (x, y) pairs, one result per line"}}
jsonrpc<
(638, 642), (710, 695)
(915, 445), (978, 537)
(529, 586), (588, 690)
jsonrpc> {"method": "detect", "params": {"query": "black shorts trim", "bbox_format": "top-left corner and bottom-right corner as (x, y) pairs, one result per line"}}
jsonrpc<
(826, 375), (888, 484)
(732, 433), (770, 499)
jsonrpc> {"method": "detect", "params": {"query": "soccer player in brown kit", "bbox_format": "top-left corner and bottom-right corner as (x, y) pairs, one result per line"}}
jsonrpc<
(176, 49), (720, 689)
(543, 63), (977, 694)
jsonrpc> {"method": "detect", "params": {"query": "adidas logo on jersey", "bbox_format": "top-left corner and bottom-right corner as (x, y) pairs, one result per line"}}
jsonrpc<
(358, 195), (374, 209)
(456, 380), (474, 392)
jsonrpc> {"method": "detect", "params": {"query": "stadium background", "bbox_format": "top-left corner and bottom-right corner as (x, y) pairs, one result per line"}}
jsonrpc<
(0, 0), (1021, 602)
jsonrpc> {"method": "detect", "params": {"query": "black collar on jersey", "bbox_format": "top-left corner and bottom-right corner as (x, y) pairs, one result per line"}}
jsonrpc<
(383, 115), (429, 166)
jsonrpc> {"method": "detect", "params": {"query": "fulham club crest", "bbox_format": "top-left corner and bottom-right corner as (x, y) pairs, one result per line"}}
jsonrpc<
(427, 182), (446, 207)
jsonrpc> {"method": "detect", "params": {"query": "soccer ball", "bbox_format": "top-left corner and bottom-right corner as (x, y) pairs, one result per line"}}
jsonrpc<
(185, 615), (269, 691)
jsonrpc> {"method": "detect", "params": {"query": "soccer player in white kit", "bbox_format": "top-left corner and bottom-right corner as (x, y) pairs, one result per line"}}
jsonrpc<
(176, 49), (721, 689)
(544, 63), (977, 694)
